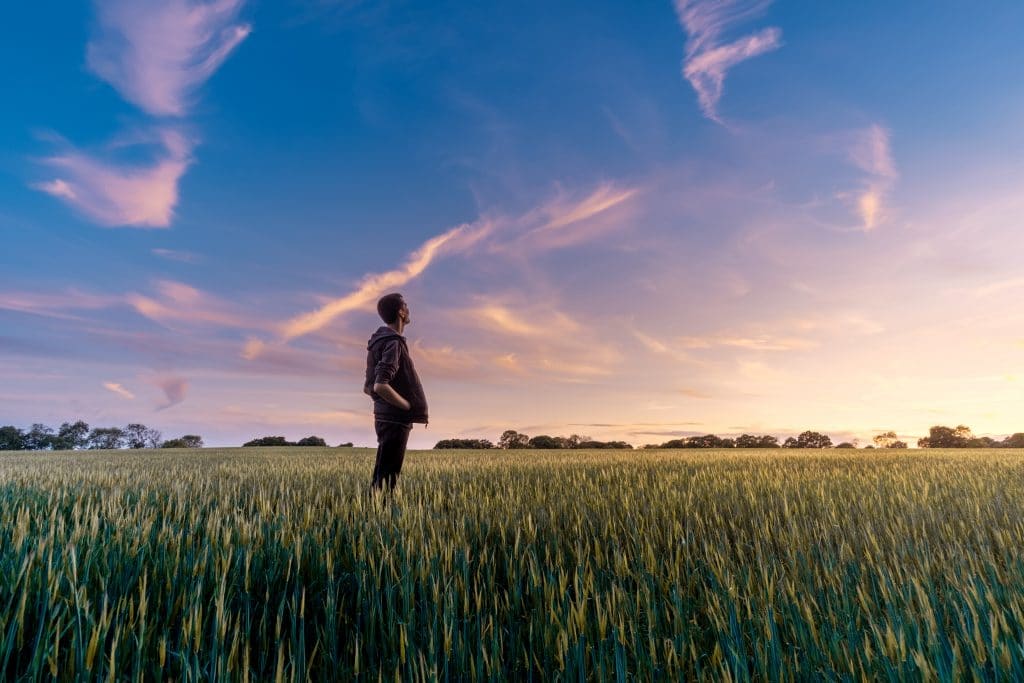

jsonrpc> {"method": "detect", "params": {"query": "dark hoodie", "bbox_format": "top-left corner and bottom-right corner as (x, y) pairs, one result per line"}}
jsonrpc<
(364, 326), (429, 424)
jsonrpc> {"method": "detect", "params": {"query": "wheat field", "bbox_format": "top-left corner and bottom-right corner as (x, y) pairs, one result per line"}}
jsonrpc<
(2, 447), (1024, 680)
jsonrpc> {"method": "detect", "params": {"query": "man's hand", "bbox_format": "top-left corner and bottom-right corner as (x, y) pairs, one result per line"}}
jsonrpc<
(372, 383), (411, 411)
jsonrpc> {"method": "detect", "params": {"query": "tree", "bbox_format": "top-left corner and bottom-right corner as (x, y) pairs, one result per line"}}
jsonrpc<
(889, 440), (908, 449)
(528, 435), (562, 449)
(796, 431), (832, 449)
(782, 437), (799, 448)
(243, 436), (290, 447)
(123, 423), (162, 449)
(498, 430), (530, 449)
(87, 427), (125, 450)
(918, 425), (970, 448)
(736, 434), (780, 448)
(434, 439), (494, 449)
(1003, 433), (1024, 448)
(338, 442), (354, 448)
(162, 435), (203, 449)
(0, 426), (26, 451)
(296, 436), (328, 447)
(873, 431), (899, 448)
(53, 421), (90, 450)
(24, 423), (55, 450)
(835, 442), (856, 449)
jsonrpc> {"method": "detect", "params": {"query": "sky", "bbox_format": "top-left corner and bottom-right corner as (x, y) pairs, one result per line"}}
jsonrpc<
(3, 0), (1024, 449)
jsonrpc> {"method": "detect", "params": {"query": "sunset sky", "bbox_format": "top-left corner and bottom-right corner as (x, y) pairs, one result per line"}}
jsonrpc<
(3, 1), (1024, 448)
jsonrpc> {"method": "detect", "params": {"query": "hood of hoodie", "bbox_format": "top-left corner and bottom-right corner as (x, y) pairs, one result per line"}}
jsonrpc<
(367, 326), (405, 350)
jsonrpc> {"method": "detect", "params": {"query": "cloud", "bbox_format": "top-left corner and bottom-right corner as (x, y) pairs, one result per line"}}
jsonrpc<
(278, 221), (492, 341)
(33, 129), (192, 228)
(674, 0), (782, 123)
(465, 303), (580, 338)
(126, 279), (253, 328)
(505, 183), (639, 252)
(152, 248), (201, 263)
(87, 0), (251, 116)
(0, 289), (120, 319)
(154, 375), (188, 409)
(678, 334), (817, 351)
(844, 124), (897, 230)
(266, 181), (636, 348)
(536, 183), (638, 231)
(103, 382), (135, 399)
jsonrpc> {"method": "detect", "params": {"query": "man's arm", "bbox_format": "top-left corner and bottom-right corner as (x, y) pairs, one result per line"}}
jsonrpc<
(372, 339), (410, 410)
(372, 382), (411, 411)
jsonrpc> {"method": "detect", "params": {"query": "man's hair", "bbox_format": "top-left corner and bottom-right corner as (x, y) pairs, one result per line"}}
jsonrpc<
(377, 293), (405, 324)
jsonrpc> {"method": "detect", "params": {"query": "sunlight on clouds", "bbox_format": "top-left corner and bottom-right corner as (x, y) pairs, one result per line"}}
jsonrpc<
(103, 382), (135, 399)
(33, 129), (192, 228)
(470, 304), (579, 338)
(88, 0), (251, 116)
(127, 279), (248, 328)
(241, 338), (265, 360)
(278, 221), (492, 342)
(539, 184), (638, 232)
(152, 375), (188, 410)
(846, 125), (897, 231)
(674, 0), (782, 122)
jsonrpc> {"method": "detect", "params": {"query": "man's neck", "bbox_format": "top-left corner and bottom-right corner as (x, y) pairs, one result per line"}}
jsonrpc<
(388, 321), (405, 335)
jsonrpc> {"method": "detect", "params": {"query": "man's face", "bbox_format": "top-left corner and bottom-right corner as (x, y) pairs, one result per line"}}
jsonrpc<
(399, 301), (411, 325)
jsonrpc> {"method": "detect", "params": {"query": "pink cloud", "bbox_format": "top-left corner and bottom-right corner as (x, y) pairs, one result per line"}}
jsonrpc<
(126, 279), (254, 328)
(516, 184), (639, 250)
(152, 248), (202, 263)
(154, 375), (188, 410)
(674, 0), (782, 123)
(87, 0), (251, 116)
(103, 382), (135, 399)
(277, 221), (493, 342)
(33, 129), (192, 228)
(845, 125), (897, 231)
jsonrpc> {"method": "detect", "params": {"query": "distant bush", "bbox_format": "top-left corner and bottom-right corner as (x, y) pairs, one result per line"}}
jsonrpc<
(296, 436), (328, 447)
(162, 435), (204, 449)
(434, 439), (495, 449)
(243, 436), (291, 447)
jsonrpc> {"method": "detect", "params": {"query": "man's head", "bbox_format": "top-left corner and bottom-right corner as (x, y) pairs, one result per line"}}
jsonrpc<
(377, 293), (410, 326)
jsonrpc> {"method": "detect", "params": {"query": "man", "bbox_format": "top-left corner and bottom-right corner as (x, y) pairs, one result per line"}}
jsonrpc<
(364, 293), (429, 491)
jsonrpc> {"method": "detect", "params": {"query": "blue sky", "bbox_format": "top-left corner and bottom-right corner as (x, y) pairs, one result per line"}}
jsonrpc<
(3, 0), (1024, 447)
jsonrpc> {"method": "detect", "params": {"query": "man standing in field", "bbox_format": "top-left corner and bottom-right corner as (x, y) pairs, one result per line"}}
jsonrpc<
(364, 293), (429, 492)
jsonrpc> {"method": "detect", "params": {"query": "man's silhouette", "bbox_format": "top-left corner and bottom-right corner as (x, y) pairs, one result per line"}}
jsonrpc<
(364, 293), (428, 491)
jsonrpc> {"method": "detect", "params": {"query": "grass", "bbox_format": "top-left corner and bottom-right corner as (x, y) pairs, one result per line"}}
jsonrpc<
(2, 447), (1024, 680)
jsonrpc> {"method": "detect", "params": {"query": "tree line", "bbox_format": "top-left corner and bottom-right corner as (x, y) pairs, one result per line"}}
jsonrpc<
(242, 435), (353, 447)
(434, 425), (1024, 450)
(436, 431), (633, 450)
(0, 421), (202, 450)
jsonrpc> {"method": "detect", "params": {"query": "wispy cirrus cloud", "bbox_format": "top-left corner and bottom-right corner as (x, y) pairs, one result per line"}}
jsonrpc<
(35, 0), (249, 227)
(153, 375), (188, 410)
(674, 0), (782, 123)
(34, 129), (192, 228)
(0, 279), (265, 331)
(519, 184), (639, 249)
(103, 382), (135, 399)
(679, 334), (817, 351)
(278, 221), (493, 342)
(272, 181), (638, 345)
(845, 124), (897, 230)
(87, 0), (251, 117)
(152, 248), (202, 263)
(126, 279), (252, 328)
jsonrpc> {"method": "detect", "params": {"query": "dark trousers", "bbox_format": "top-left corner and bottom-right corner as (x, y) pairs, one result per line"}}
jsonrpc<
(371, 419), (411, 491)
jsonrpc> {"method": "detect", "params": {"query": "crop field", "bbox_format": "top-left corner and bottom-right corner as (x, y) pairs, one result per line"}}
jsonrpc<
(2, 448), (1024, 681)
